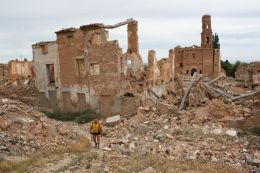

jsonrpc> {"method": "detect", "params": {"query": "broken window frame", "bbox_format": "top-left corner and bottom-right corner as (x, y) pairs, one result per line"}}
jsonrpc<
(67, 34), (74, 46)
(206, 37), (209, 43)
(192, 53), (196, 59)
(75, 58), (87, 78)
(46, 64), (55, 85)
(90, 33), (102, 46)
(90, 63), (100, 76)
(41, 45), (48, 54)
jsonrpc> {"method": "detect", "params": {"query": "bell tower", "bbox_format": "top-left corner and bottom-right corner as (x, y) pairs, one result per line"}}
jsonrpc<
(201, 15), (212, 48)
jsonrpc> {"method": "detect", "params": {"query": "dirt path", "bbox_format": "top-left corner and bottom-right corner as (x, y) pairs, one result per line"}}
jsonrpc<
(26, 131), (105, 173)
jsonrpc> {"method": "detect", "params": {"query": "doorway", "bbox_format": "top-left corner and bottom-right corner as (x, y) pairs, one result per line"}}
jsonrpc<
(191, 68), (197, 76)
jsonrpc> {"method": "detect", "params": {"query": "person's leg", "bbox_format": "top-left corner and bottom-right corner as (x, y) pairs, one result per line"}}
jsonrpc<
(93, 135), (97, 147)
(96, 134), (100, 149)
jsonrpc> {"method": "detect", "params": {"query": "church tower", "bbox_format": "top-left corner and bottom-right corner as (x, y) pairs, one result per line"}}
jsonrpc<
(201, 15), (213, 48)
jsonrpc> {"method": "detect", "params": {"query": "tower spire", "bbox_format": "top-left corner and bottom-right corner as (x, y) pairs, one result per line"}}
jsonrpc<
(201, 14), (213, 48)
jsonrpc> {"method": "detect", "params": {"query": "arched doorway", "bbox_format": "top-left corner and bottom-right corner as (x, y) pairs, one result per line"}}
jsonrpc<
(191, 68), (197, 76)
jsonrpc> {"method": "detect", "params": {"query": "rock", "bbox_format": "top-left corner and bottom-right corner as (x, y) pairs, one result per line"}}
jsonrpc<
(104, 167), (109, 172)
(1, 98), (9, 103)
(137, 107), (149, 115)
(129, 142), (135, 151)
(34, 123), (43, 134)
(156, 101), (177, 115)
(103, 147), (112, 151)
(166, 134), (173, 139)
(212, 128), (222, 135)
(42, 122), (49, 129)
(23, 79), (30, 85)
(57, 125), (69, 135)
(211, 156), (218, 162)
(31, 110), (45, 118)
(163, 125), (169, 130)
(243, 108), (251, 114)
(105, 115), (121, 127)
(226, 129), (237, 136)
(136, 124), (151, 134)
(140, 167), (158, 173)
(153, 139), (159, 143)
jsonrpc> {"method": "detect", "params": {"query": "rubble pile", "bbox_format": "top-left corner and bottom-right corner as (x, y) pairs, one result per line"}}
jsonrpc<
(0, 79), (38, 105)
(0, 97), (84, 158)
(93, 97), (259, 172)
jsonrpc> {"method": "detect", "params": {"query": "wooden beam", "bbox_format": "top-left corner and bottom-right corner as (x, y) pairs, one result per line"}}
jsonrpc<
(231, 90), (260, 101)
(206, 75), (225, 86)
(178, 72), (197, 111)
(203, 84), (233, 98)
(148, 89), (160, 99)
(103, 19), (136, 29)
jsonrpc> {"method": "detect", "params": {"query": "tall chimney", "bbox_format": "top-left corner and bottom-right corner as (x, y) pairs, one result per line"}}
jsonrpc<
(127, 21), (139, 54)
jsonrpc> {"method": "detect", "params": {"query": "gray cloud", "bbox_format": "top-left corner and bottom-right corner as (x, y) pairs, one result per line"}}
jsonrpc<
(0, 0), (260, 63)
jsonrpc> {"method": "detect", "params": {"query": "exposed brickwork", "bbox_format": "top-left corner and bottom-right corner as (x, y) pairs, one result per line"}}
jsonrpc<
(235, 64), (248, 81)
(0, 64), (7, 80)
(174, 15), (221, 78)
(7, 59), (34, 81)
(33, 19), (175, 116)
(236, 61), (260, 85)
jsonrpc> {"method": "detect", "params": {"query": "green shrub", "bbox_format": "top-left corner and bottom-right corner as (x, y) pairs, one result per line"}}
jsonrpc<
(45, 109), (101, 124)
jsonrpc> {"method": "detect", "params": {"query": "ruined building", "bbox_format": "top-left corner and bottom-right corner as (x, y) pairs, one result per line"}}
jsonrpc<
(33, 19), (175, 116)
(235, 61), (260, 87)
(7, 59), (34, 81)
(174, 15), (221, 77)
(0, 64), (8, 80)
(235, 63), (248, 81)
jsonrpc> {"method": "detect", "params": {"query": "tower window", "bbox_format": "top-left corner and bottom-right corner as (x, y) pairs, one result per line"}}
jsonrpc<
(186, 70), (189, 74)
(206, 37), (209, 43)
(192, 53), (196, 59)
(180, 63), (183, 67)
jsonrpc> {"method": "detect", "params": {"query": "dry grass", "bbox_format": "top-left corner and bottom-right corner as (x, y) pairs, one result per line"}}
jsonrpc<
(117, 153), (249, 173)
(0, 135), (90, 173)
(69, 135), (90, 153)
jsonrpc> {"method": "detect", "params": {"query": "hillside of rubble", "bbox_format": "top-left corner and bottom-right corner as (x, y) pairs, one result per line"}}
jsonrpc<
(0, 76), (259, 173)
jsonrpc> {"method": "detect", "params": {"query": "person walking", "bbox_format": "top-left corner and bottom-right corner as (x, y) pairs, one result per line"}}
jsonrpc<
(90, 119), (102, 149)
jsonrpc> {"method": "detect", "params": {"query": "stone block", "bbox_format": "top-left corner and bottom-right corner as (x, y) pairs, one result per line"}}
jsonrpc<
(105, 115), (121, 127)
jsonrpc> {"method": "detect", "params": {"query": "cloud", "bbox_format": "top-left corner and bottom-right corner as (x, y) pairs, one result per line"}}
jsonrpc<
(0, 0), (260, 63)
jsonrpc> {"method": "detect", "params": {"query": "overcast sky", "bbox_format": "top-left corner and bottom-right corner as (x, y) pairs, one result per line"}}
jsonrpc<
(0, 0), (260, 63)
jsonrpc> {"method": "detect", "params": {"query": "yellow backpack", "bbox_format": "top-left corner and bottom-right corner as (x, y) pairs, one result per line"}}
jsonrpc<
(91, 122), (101, 134)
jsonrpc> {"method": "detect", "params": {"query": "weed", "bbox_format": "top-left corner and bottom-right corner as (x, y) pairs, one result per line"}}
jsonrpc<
(45, 109), (101, 124)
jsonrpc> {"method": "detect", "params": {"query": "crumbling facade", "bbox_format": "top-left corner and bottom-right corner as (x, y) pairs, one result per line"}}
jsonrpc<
(235, 61), (260, 86)
(174, 15), (221, 78)
(0, 64), (8, 80)
(33, 19), (175, 116)
(235, 64), (248, 81)
(7, 59), (34, 81)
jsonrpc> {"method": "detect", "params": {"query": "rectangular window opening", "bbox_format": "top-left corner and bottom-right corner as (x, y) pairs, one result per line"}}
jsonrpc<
(41, 45), (48, 54)
(192, 53), (196, 59)
(127, 59), (131, 65)
(76, 59), (86, 77)
(90, 63), (100, 75)
(46, 64), (55, 84)
(67, 35), (74, 46)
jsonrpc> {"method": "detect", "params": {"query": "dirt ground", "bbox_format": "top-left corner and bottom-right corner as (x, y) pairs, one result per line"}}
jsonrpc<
(0, 77), (259, 173)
